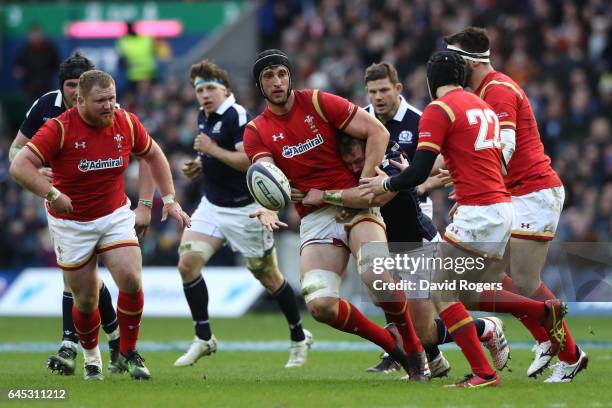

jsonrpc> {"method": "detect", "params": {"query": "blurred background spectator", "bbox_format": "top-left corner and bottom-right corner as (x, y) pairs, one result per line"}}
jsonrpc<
(13, 23), (60, 105)
(1, 0), (610, 269)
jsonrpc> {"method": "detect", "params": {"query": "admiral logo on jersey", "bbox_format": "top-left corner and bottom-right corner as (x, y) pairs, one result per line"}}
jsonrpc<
(282, 134), (323, 158)
(78, 157), (124, 172)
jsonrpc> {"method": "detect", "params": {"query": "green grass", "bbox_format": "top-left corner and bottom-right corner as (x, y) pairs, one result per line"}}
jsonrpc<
(0, 314), (611, 408)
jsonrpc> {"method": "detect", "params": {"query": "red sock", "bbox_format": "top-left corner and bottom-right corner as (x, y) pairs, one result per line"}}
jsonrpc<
(72, 306), (101, 350)
(478, 289), (545, 320)
(503, 276), (549, 343)
(379, 301), (423, 354)
(439, 302), (495, 378)
(117, 290), (144, 355)
(333, 299), (395, 353)
(531, 284), (577, 362)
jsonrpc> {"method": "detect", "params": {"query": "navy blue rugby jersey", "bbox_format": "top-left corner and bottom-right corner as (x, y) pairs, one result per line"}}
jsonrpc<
(366, 95), (430, 205)
(378, 148), (437, 242)
(19, 90), (66, 138)
(197, 94), (254, 207)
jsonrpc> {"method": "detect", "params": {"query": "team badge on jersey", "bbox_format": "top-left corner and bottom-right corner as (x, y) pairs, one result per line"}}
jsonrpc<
(212, 121), (222, 134)
(304, 115), (320, 134)
(398, 130), (414, 144)
(114, 134), (124, 151)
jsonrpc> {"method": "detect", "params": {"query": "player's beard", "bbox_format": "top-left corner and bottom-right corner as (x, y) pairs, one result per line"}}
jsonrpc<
(83, 107), (115, 128)
(464, 64), (473, 88)
(267, 89), (290, 106)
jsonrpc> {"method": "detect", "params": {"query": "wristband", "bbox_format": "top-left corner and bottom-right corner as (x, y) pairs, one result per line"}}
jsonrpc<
(382, 177), (394, 192)
(322, 190), (343, 205)
(162, 193), (176, 205)
(45, 186), (61, 202)
(138, 199), (153, 208)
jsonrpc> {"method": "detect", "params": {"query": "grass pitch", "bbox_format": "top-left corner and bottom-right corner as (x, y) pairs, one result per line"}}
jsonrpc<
(0, 314), (611, 408)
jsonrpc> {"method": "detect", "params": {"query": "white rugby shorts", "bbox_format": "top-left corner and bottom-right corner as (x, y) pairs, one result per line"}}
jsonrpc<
(511, 186), (565, 241)
(420, 197), (433, 220)
(443, 202), (514, 259)
(299, 205), (385, 252)
(46, 203), (139, 270)
(187, 196), (274, 258)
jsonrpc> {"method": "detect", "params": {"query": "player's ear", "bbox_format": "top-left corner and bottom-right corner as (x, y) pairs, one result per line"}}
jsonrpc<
(395, 82), (403, 94)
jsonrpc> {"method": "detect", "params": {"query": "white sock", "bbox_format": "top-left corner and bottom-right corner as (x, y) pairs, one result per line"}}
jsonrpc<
(106, 327), (120, 342)
(82, 346), (102, 366)
(480, 318), (496, 340)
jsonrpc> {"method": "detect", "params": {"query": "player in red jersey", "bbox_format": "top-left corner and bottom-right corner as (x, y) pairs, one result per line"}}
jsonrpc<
(360, 51), (567, 388)
(445, 27), (587, 383)
(10, 70), (191, 381)
(243, 49), (430, 381)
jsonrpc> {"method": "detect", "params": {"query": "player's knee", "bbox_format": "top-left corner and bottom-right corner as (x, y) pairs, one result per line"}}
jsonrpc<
(74, 293), (98, 313)
(306, 297), (338, 324)
(247, 249), (283, 291)
(178, 240), (215, 271)
(178, 252), (206, 282)
(301, 269), (341, 323)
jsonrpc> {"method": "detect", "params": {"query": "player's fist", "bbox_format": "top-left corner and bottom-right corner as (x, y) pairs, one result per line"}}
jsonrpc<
(194, 133), (216, 155)
(50, 193), (73, 214)
(182, 156), (202, 180)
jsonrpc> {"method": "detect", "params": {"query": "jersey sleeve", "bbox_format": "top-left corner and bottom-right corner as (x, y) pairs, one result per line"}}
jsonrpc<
(481, 84), (520, 130)
(415, 103), (452, 154)
(233, 110), (254, 147)
(26, 119), (63, 164)
(127, 111), (152, 156)
(314, 90), (358, 130)
(19, 98), (46, 138)
(243, 121), (272, 162)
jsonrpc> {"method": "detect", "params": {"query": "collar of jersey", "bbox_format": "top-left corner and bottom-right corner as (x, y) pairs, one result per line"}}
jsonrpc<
(215, 93), (236, 115)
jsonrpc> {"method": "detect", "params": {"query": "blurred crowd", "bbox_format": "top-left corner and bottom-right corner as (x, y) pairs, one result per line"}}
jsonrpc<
(0, 0), (610, 268)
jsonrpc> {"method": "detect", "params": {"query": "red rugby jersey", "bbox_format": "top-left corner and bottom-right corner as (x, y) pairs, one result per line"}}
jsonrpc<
(475, 71), (562, 196)
(243, 89), (359, 217)
(27, 107), (152, 221)
(416, 88), (510, 206)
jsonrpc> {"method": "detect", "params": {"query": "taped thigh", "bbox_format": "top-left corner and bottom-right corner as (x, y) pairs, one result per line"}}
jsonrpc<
(178, 240), (216, 263)
(246, 247), (278, 278)
(300, 269), (341, 303)
(356, 246), (389, 276)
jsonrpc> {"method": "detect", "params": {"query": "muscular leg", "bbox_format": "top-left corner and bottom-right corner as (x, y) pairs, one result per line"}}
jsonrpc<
(247, 248), (305, 342)
(177, 231), (224, 341)
(510, 237), (578, 364)
(349, 221), (423, 356)
(301, 243), (399, 354)
(63, 256), (103, 368)
(100, 246), (144, 356)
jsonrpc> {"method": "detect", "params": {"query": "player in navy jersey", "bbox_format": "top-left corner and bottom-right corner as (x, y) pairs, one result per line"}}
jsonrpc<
(8, 53), (155, 376)
(362, 62), (445, 221)
(174, 60), (311, 368)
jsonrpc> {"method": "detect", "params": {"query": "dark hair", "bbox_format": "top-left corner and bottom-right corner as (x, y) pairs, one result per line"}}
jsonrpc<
(337, 132), (365, 156)
(426, 51), (466, 97)
(443, 26), (490, 54)
(189, 60), (231, 90)
(364, 62), (400, 85)
(252, 49), (292, 92)
(58, 52), (95, 89)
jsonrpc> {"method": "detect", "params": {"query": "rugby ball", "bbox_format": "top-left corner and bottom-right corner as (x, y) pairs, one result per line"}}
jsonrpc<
(246, 161), (291, 211)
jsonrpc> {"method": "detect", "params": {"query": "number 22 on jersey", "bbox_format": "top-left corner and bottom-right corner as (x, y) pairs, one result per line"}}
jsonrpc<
(467, 108), (500, 151)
